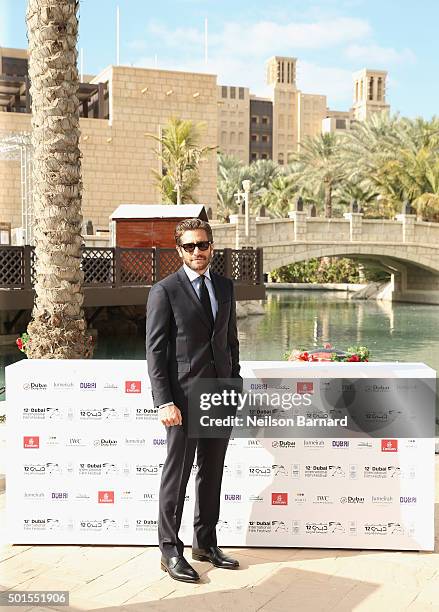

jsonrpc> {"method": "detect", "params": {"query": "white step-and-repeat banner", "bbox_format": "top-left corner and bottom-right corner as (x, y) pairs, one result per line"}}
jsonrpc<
(5, 360), (436, 550)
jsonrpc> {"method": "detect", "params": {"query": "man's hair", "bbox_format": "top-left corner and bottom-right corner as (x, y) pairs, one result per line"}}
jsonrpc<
(174, 218), (213, 244)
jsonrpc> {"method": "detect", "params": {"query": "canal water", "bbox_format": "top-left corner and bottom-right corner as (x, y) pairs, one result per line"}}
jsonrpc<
(2, 290), (438, 427)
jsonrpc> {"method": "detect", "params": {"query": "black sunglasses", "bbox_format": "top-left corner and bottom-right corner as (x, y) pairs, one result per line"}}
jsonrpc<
(179, 241), (211, 253)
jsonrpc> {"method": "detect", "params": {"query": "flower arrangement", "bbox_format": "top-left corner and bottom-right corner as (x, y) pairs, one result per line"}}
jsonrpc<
(16, 332), (94, 357)
(286, 343), (370, 363)
(16, 332), (31, 354)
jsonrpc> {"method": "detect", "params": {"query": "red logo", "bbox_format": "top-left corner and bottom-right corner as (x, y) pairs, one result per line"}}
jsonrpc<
(297, 382), (314, 394)
(98, 491), (115, 504)
(125, 381), (141, 394)
(271, 493), (288, 506)
(381, 439), (398, 452)
(23, 436), (39, 449)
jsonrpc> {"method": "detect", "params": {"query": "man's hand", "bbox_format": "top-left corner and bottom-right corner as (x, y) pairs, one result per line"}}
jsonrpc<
(159, 404), (182, 427)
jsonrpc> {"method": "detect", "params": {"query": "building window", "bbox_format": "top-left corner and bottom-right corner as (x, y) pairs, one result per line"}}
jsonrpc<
(221, 131), (227, 144)
(262, 134), (269, 143)
(230, 87), (236, 99)
(261, 153), (268, 160)
(262, 116), (269, 125)
(221, 86), (227, 98)
(368, 77), (374, 101)
(239, 87), (244, 100)
(251, 153), (257, 161)
(238, 132), (244, 145)
(377, 77), (383, 101)
(251, 134), (258, 142)
(335, 119), (346, 130)
(251, 115), (258, 125)
(230, 131), (236, 144)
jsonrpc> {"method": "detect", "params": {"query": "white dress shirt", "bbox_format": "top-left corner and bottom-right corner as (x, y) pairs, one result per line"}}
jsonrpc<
(158, 263), (218, 410)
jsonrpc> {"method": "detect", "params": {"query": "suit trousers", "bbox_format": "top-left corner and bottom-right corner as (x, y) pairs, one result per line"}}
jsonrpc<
(158, 421), (230, 558)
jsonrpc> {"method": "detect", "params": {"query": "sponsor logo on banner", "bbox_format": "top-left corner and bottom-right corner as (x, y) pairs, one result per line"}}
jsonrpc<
(292, 520), (301, 534)
(372, 495), (393, 505)
(246, 439), (263, 448)
(135, 464), (161, 476)
(136, 407), (158, 421)
(340, 495), (364, 504)
(329, 465), (346, 477)
(312, 495), (333, 504)
(98, 491), (115, 504)
(139, 492), (159, 503)
(224, 493), (242, 502)
(400, 496), (417, 504)
(348, 521), (357, 535)
(75, 493), (91, 501)
(125, 381), (141, 394)
(248, 521), (272, 534)
(103, 383), (119, 391)
(80, 409), (102, 420)
(272, 464), (289, 476)
(363, 465), (388, 478)
(381, 439), (398, 452)
(136, 519), (158, 532)
(305, 521), (345, 534)
(80, 381), (97, 390)
(152, 438), (166, 447)
(125, 437), (146, 447)
(24, 491), (45, 500)
(23, 436), (39, 449)
(272, 440), (295, 448)
(356, 441), (373, 450)
(53, 382), (74, 391)
(93, 438), (118, 448)
(248, 494), (264, 503)
(349, 464), (358, 479)
(303, 439), (325, 449)
(293, 492), (307, 504)
(23, 382), (48, 391)
(364, 523), (388, 535)
(365, 384), (391, 393)
(291, 463), (300, 478)
(51, 492), (68, 500)
(249, 465), (272, 477)
(331, 440), (349, 449)
(78, 463), (108, 476)
(404, 439), (417, 449)
(297, 382), (313, 394)
(272, 520), (288, 533)
(271, 492), (288, 505)
(79, 519), (117, 532)
(22, 407), (46, 420)
(66, 437), (86, 447)
(46, 435), (60, 447)
(223, 464), (244, 478)
(102, 407), (118, 419)
(304, 464), (328, 478)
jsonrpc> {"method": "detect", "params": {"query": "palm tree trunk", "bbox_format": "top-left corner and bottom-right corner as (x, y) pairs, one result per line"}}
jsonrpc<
(324, 180), (332, 218)
(26, 0), (91, 358)
(176, 181), (182, 205)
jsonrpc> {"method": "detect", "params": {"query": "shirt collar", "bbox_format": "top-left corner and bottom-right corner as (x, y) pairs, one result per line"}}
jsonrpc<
(183, 262), (212, 283)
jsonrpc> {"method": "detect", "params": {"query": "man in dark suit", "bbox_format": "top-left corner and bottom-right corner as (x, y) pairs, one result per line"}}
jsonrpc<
(146, 218), (241, 583)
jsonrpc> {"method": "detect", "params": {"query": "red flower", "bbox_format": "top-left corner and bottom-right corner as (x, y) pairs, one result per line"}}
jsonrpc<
(347, 355), (360, 362)
(299, 352), (309, 361)
(16, 338), (23, 349)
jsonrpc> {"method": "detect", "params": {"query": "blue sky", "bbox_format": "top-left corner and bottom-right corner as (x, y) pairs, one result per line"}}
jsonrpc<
(1, 0), (438, 118)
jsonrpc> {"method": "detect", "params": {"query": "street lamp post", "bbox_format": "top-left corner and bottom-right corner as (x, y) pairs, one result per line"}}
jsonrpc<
(242, 179), (251, 240)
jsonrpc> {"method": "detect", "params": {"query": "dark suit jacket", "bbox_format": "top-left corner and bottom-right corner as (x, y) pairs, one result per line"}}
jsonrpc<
(146, 266), (241, 413)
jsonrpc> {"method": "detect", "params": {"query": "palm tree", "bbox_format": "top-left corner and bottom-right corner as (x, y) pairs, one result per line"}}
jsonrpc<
(25, 0), (91, 359)
(291, 133), (343, 217)
(147, 117), (216, 204)
(217, 153), (245, 221)
(260, 173), (296, 218)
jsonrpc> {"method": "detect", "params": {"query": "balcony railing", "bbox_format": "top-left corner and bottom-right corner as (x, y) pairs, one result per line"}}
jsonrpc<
(0, 246), (264, 290)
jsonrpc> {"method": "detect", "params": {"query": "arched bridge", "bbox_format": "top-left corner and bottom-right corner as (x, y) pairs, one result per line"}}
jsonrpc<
(211, 212), (439, 304)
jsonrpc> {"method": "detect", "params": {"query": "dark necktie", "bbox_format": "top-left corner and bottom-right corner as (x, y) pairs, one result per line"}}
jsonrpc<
(199, 275), (214, 330)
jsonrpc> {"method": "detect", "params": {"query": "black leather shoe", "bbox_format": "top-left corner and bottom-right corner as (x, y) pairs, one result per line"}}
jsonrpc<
(160, 555), (200, 582)
(192, 546), (239, 569)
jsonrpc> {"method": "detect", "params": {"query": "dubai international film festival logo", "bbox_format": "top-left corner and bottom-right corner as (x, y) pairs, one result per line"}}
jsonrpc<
(125, 381), (142, 394)
(381, 439), (398, 452)
(296, 382), (314, 394)
(23, 436), (39, 449)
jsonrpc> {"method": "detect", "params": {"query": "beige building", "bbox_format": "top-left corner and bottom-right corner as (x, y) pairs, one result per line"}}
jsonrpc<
(0, 48), (218, 235)
(352, 68), (389, 121)
(217, 85), (250, 163)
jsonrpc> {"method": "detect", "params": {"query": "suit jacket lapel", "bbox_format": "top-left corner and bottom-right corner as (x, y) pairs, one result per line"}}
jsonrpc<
(177, 267), (212, 331)
(210, 271), (223, 333)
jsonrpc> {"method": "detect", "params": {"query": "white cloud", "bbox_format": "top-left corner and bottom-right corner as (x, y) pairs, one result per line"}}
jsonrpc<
(345, 44), (416, 66)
